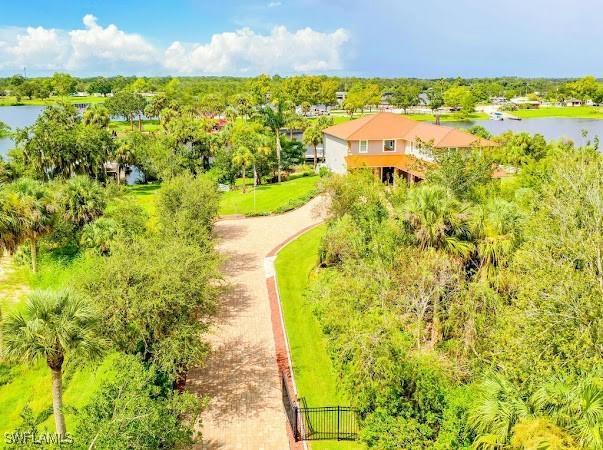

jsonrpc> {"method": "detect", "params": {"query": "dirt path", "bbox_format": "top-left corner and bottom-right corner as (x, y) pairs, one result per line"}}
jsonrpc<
(189, 196), (327, 450)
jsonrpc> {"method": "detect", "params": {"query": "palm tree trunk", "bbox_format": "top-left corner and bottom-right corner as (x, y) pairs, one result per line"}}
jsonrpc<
(30, 240), (38, 273)
(275, 131), (282, 183)
(242, 164), (247, 193)
(313, 144), (318, 169)
(116, 164), (121, 185)
(51, 367), (66, 437)
(138, 114), (142, 131)
(130, 114), (134, 131)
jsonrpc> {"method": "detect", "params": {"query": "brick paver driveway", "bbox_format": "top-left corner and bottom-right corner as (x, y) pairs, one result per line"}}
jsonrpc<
(189, 196), (326, 450)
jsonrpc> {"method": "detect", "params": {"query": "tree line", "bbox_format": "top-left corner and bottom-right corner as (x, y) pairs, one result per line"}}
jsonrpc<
(2, 73), (603, 112)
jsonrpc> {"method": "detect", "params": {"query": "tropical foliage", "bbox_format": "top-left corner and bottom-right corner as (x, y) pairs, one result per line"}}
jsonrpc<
(309, 134), (603, 448)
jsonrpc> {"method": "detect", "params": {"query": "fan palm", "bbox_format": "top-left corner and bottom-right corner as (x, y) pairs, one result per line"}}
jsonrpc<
(303, 123), (323, 168)
(402, 184), (473, 258)
(113, 139), (136, 185)
(472, 199), (522, 280)
(60, 176), (106, 228)
(533, 377), (603, 449)
(1, 290), (106, 437)
(0, 189), (26, 256)
(4, 178), (56, 272)
(83, 104), (110, 128)
(469, 375), (533, 448)
(232, 146), (253, 193)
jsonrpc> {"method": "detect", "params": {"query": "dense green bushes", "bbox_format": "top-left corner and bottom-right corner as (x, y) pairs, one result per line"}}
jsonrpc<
(1, 173), (221, 447)
(310, 136), (603, 448)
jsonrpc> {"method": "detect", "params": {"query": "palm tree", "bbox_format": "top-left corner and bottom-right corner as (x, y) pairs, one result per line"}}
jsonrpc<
(469, 375), (533, 448)
(83, 104), (110, 128)
(113, 139), (136, 185)
(532, 376), (603, 450)
(303, 123), (323, 169)
(0, 189), (25, 256)
(402, 185), (473, 345)
(472, 199), (522, 281)
(1, 290), (106, 437)
(402, 184), (473, 257)
(60, 176), (106, 229)
(258, 100), (286, 183)
(229, 119), (272, 191)
(470, 374), (603, 449)
(6, 179), (56, 273)
(232, 146), (253, 193)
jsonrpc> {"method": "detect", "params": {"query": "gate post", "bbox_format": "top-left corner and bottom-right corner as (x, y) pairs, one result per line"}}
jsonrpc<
(294, 405), (299, 441)
(337, 406), (341, 441)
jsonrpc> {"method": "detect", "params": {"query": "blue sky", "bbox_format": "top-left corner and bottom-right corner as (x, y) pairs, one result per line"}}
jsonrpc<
(1, 0), (601, 77)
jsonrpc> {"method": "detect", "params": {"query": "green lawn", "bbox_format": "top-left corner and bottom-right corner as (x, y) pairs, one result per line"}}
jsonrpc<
(511, 105), (603, 119)
(109, 119), (161, 132)
(219, 175), (319, 216)
(125, 183), (161, 216)
(0, 250), (116, 437)
(0, 95), (107, 107)
(122, 175), (319, 220)
(275, 225), (364, 450)
(0, 353), (119, 438)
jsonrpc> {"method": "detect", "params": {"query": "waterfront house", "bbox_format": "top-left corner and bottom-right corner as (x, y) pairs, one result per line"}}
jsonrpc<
(322, 112), (497, 182)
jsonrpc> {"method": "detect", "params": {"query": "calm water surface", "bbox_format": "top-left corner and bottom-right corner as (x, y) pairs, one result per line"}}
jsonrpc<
(448, 118), (603, 146)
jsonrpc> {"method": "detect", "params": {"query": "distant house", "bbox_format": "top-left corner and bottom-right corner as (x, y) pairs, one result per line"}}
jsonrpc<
(322, 112), (497, 182)
(564, 98), (583, 107)
(381, 91), (394, 105)
(418, 93), (431, 106)
(336, 91), (347, 106)
(510, 97), (540, 108)
(490, 96), (507, 105)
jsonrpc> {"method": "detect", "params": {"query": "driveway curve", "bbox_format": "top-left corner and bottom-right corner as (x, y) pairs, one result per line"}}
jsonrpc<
(189, 195), (327, 450)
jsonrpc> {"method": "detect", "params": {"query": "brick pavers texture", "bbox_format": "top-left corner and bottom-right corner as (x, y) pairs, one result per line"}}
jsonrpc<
(189, 196), (326, 450)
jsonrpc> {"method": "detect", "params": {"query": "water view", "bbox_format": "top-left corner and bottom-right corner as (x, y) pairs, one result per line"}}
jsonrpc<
(449, 117), (603, 146)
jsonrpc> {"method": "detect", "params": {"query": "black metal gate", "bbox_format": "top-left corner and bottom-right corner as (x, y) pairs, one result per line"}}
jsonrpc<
(281, 372), (359, 441)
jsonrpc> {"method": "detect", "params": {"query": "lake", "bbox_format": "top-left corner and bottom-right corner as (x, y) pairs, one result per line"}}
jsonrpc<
(0, 106), (45, 154)
(447, 118), (603, 146)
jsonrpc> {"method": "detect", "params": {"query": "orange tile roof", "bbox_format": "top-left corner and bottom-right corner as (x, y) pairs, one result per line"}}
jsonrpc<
(345, 154), (430, 178)
(324, 112), (498, 148)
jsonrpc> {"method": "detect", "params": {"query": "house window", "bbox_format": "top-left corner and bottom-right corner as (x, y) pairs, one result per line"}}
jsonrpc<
(359, 140), (368, 153)
(383, 139), (396, 152)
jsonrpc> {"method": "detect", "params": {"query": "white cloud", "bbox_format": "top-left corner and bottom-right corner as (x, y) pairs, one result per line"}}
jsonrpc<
(0, 26), (69, 71)
(163, 26), (349, 74)
(0, 15), (350, 75)
(67, 15), (158, 70)
(268, 1), (282, 7)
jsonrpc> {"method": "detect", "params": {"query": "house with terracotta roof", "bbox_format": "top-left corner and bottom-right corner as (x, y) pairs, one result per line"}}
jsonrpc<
(322, 112), (497, 182)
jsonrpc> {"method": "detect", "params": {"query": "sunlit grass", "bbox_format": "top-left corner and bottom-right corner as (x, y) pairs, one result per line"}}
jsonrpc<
(219, 175), (319, 216)
(275, 225), (364, 450)
(511, 105), (603, 119)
